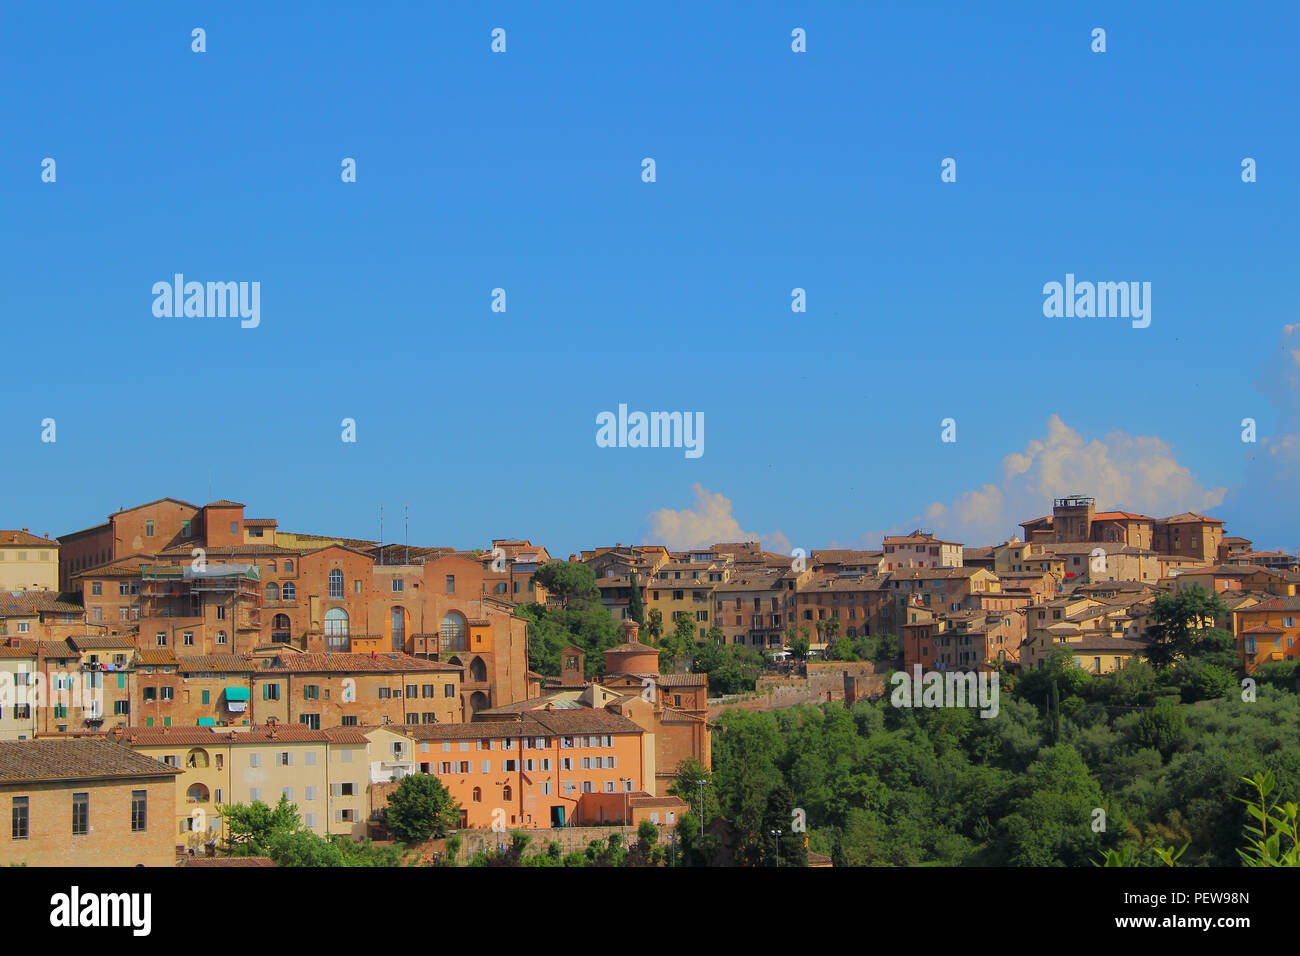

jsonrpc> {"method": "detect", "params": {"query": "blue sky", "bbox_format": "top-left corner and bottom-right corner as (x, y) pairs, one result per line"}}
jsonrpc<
(3, 2), (1298, 558)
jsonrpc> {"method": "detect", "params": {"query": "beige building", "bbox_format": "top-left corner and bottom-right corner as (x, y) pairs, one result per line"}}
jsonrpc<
(880, 531), (963, 571)
(116, 723), (371, 853)
(0, 530), (59, 592)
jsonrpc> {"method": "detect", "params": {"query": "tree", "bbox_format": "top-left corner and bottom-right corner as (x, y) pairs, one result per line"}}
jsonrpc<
(785, 625), (811, 661)
(384, 773), (461, 843)
(628, 573), (645, 626)
(1143, 586), (1228, 669)
(647, 608), (665, 643)
(533, 561), (599, 609)
(658, 612), (698, 671)
(761, 784), (809, 867)
(221, 794), (302, 856)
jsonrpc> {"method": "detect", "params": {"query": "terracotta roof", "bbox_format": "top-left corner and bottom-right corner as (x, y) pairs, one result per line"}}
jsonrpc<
(386, 709), (645, 740)
(118, 724), (363, 746)
(1240, 597), (1300, 613)
(606, 641), (657, 654)
(1093, 511), (1154, 521)
(0, 531), (55, 547)
(0, 592), (84, 616)
(135, 649), (179, 666)
(261, 652), (459, 673)
(68, 635), (136, 650)
(656, 673), (708, 686)
(0, 739), (178, 783)
(177, 654), (257, 674)
(204, 500), (245, 508)
(156, 543), (301, 557)
(244, 518), (278, 527)
(1159, 512), (1225, 525)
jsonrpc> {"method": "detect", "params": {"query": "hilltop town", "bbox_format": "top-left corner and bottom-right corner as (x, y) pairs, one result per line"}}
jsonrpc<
(0, 493), (1296, 867)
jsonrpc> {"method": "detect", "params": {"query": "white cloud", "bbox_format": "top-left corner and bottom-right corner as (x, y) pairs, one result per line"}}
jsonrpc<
(645, 483), (790, 553)
(921, 414), (1227, 545)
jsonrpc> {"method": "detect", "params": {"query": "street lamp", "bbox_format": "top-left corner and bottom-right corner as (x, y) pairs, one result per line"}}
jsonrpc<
(770, 828), (783, 867)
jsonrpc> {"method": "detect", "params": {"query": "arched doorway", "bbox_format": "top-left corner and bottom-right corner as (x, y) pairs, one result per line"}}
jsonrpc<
(469, 656), (487, 683)
(469, 691), (489, 713)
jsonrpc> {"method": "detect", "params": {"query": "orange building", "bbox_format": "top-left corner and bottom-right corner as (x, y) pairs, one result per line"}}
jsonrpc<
(1234, 597), (1300, 673)
(368, 707), (653, 828)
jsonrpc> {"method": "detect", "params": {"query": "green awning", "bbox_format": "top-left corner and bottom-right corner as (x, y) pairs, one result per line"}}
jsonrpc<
(225, 687), (250, 701)
(197, 718), (215, 726)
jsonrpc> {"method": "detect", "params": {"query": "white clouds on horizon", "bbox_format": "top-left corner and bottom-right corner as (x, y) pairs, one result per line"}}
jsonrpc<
(644, 483), (791, 554)
(918, 414), (1227, 545)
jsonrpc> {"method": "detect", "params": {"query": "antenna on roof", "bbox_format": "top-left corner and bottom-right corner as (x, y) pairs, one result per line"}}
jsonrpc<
(378, 505), (385, 566)
(404, 504), (409, 566)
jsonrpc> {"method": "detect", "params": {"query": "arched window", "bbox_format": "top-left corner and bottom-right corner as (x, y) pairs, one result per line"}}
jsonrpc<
(325, 607), (349, 636)
(391, 606), (406, 651)
(284, 559), (294, 573)
(186, 783), (209, 803)
(215, 630), (227, 645)
(502, 785), (512, 801)
(272, 614), (291, 642)
(328, 569), (344, 598)
(440, 612), (465, 639)
(185, 748), (209, 768)
(281, 581), (296, 601)
(469, 656), (487, 683)
(265, 582), (280, 603)
(472, 787), (482, 803)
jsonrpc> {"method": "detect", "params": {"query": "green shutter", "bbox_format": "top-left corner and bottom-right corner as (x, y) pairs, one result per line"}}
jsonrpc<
(202, 690), (210, 704)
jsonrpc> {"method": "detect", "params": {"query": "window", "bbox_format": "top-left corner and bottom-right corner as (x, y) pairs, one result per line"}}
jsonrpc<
(229, 521), (238, 534)
(392, 579), (404, 593)
(328, 569), (344, 598)
(265, 583), (280, 602)
(183, 631), (194, 646)
(182, 520), (191, 537)
(216, 630), (227, 645)
(277, 752), (293, 766)
(284, 560), (294, 573)
(263, 684), (280, 701)
(145, 521), (155, 537)
(502, 785), (512, 801)
(472, 787), (482, 802)
(91, 582), (102, 596)
(282, 582), (295, 601)
(131, 790), (147, 831)
(72, 792), (89, 835)
(160, 686), (174, 701)
(445, 575), (456, 594)
(325, 607), (349, 637)
(12, 797), (28, 840)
